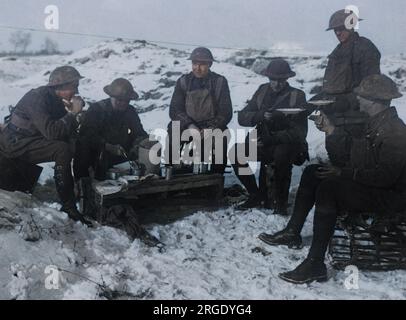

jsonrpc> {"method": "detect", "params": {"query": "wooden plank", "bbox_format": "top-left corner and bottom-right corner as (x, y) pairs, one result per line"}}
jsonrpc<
(97, 173), (224, 201)
(118, 179), (222, 198)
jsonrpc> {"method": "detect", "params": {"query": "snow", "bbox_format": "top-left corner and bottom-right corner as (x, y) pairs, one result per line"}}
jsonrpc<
(1, 40), (406, 299)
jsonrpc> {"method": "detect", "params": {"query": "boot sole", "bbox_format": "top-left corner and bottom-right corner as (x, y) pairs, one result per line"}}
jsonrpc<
(278, 273), (328, 284)
(258, 233), (302, 249)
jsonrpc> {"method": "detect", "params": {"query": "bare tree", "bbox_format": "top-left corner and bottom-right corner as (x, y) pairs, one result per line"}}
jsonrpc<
(41, 37), (59, 54)
(9, 31), (32, 53)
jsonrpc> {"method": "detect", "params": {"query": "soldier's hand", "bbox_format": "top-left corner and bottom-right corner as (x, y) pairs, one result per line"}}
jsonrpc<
(315, 165), (341, 179)
(64, 96), (85, 114)
(71, 96), (85, 114)
(187, 123), (201, 140)
(105, 143), (126, 157)
(314, 112), (335, 135)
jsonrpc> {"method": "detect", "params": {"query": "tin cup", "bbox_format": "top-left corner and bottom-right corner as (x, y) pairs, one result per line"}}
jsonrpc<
(200, 163), (209, 174)
(193, 163), (200, 174)
(165, 166), (173, 180)
(161, 166), (173, 180)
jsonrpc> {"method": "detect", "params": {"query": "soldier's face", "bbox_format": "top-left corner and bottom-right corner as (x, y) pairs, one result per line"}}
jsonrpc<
(269, 79), (287, 92)
(334, 27), (352, 43)
(357, 96), (374, 114)
(192, 61), (211, 78)
(55, 81), (79, 101)
(111, 97), (130, 112)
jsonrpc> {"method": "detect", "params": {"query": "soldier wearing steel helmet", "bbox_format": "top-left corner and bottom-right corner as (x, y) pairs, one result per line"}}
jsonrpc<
(258, 9), (384, 252)
(233, 58), (308, 214)
(313, 8), (382, 138)
(167, 47), (232, 174)
(0, 66), (90, 225)
(268, 74), (406, 284)
(73, 78), (149, 181)
(322, 9), (381, 97)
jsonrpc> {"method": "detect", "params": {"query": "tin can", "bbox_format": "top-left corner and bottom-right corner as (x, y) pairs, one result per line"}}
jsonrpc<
(165, 166), (173, 180)
(193, 163), (200, 174)
(200, 163), (209, 174)
(161, 166), (173, 180)
(160, 166), (166, 177)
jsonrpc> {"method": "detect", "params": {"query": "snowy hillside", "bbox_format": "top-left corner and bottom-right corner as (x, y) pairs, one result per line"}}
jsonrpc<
(0, 40), (406, 299)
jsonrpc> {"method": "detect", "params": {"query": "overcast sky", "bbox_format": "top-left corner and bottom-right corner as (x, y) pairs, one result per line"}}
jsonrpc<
(0, 0), (405, 55)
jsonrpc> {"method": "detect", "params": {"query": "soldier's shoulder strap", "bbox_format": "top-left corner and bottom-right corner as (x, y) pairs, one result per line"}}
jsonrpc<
(289, 89), (298, 108)
(213, 76), (224, 103)
(180, 73), (224, 103)
(255, 84), (270, 109)
(179, 75), (189, 93)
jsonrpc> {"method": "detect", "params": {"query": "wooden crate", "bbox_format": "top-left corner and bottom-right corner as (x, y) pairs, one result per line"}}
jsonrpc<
(329, 213), (406, 271)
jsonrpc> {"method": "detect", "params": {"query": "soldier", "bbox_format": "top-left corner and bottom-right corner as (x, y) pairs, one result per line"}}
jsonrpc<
(258, 8), (383, 248)
(258, 108), (349, 248)
(275, 75), (406, 284)
(233, 59), (308, 214)
(0, 66), (90, 225)
(166, 47), (232, 174)
(73, 78), (149, 181)
(313, 8), (381, 138)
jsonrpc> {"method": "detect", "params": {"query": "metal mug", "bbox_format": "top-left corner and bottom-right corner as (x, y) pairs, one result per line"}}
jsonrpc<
(200, 163), (209, 174)
(165, 166), (173, 180)
(193, 163), (200, 174)
(161, 166), (173, 180)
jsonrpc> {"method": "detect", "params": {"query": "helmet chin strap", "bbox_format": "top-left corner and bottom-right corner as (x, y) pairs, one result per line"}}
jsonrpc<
(358, 96), (389, 117)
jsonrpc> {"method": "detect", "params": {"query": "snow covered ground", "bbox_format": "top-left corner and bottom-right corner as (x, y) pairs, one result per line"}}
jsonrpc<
(0, 40), (405, 299)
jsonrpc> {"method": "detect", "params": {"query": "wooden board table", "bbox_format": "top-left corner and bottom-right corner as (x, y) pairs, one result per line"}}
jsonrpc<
(90, 173), (224, 209)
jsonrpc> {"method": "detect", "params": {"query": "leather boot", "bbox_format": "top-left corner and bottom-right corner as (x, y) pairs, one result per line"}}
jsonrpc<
(258, 227), (302, 248)
(278, 258), (328, 284)
(54, 165), (92, 227)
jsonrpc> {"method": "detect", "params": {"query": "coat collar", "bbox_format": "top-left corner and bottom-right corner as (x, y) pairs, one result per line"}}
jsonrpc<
(366, 107), (398, 135)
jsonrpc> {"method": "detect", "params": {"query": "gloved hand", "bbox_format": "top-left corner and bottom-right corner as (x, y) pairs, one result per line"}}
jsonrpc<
(105, 143), (126, 157)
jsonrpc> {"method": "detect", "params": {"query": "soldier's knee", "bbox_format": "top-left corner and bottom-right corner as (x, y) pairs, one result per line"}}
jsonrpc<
(316, 179), (341, 201)
(53, 142), (73, 162)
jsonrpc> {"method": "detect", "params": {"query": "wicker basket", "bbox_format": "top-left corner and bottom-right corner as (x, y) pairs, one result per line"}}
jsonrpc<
(329, 213), (406, 271)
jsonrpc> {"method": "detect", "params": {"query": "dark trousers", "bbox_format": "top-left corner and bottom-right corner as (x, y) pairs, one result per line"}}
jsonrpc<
(18, 138), (75, 205)
(73, 140), (126, 180)
(305, 177), (406, 261)
(165, 123), (229, 175)
(232, 143), (298, 209)
(287, 164), (322, 232)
